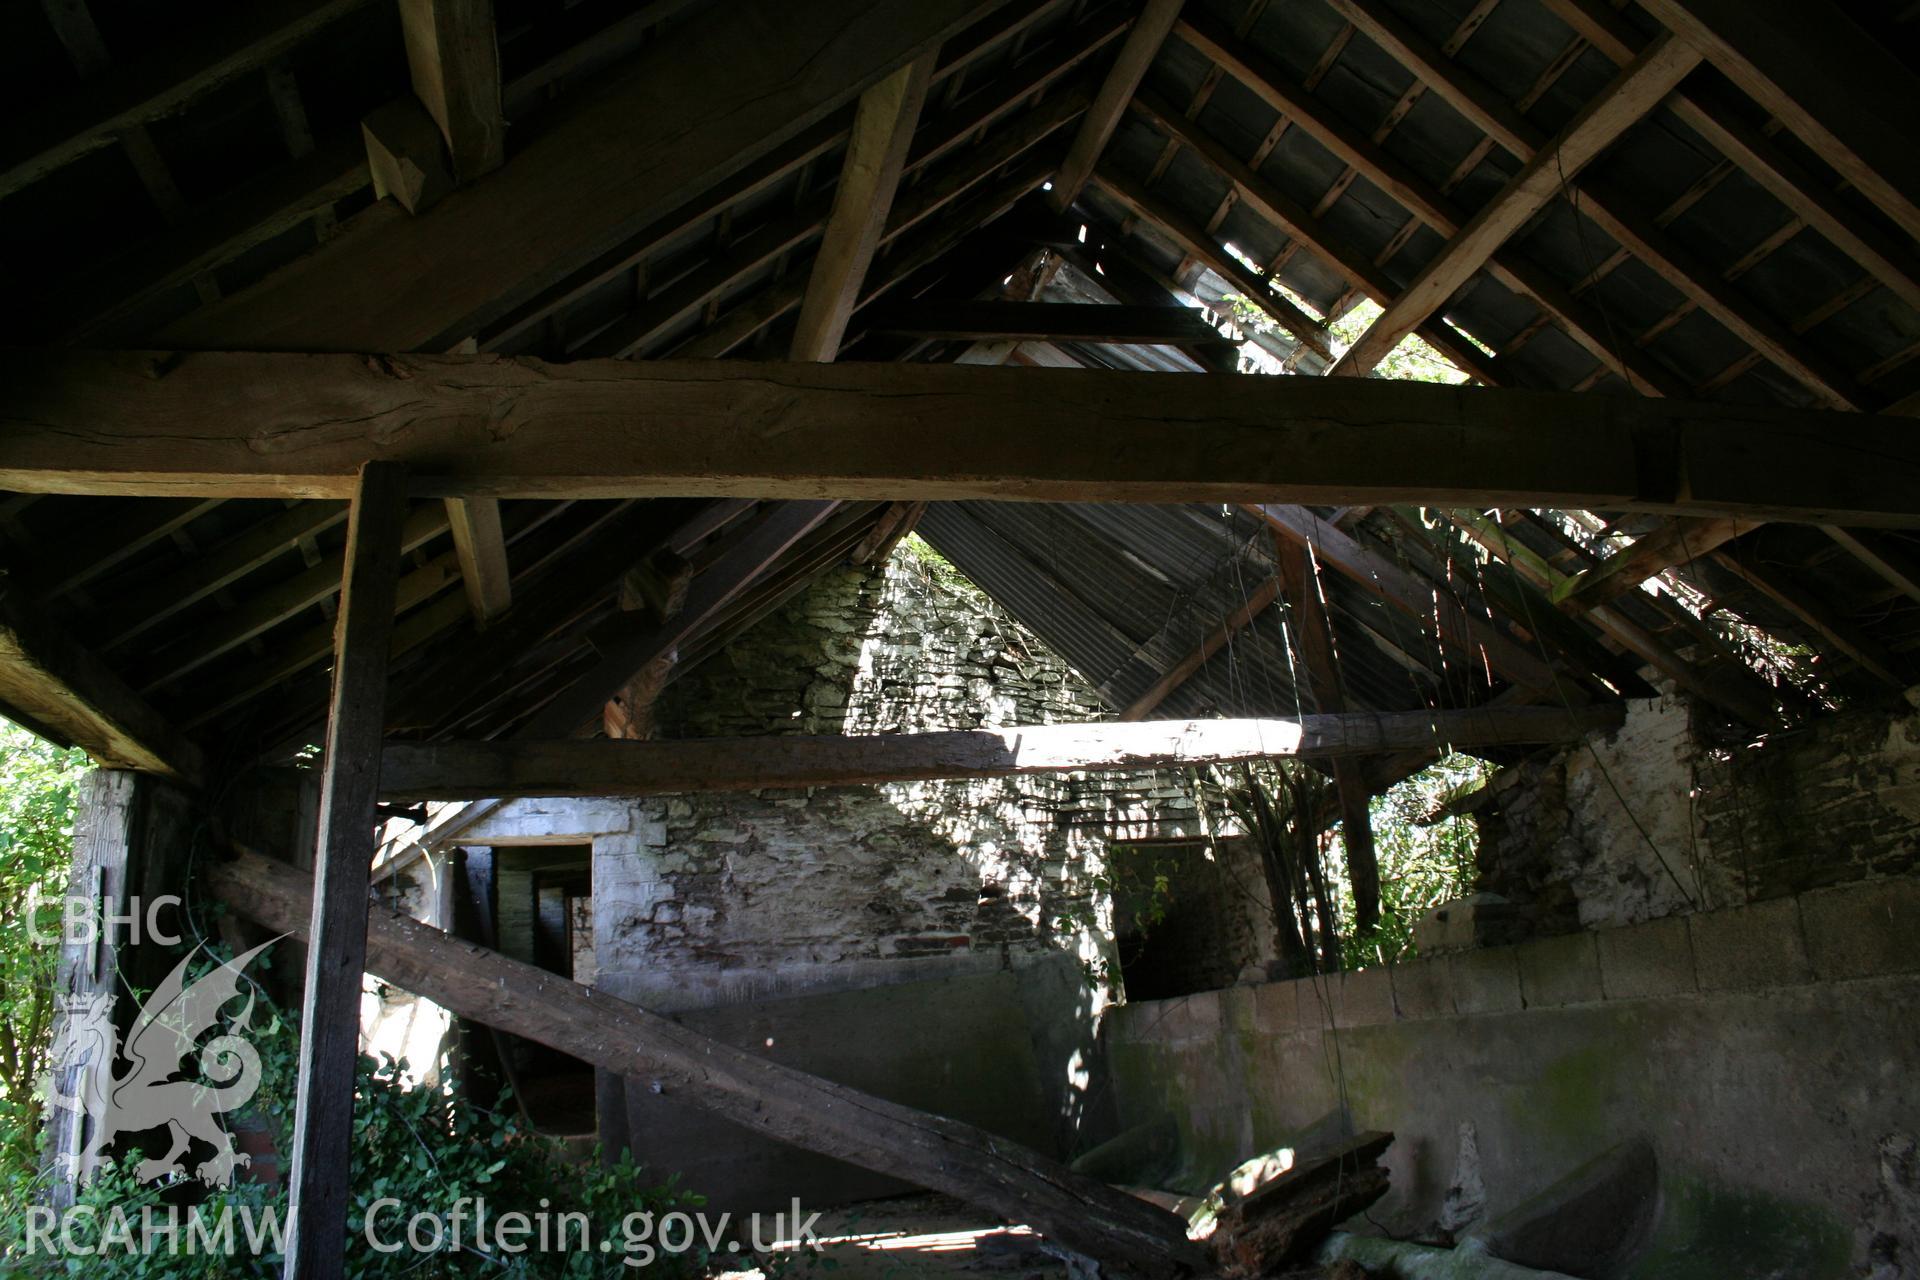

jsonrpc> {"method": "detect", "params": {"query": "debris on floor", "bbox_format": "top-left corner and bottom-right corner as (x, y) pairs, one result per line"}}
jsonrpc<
(1206, 1132), (1396, 1277)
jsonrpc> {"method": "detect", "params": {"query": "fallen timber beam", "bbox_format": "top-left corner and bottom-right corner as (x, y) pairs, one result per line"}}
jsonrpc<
(377, 709), (1623, 801)
(207, 848), (1206, 1278)
(7, 353), (1920, 525)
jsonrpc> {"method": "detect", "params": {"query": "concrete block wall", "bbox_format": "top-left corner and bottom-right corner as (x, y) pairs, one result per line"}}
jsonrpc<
(1102, 875), (1920, 1278)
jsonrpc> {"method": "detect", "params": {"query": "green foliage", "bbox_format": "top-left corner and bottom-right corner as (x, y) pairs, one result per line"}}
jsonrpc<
(894, 534), (973, 596)
(0, 719), (703, 1276)
(1330, 753), (1490, 969)
(1326, 299), (1475, 385)
(0, 723), (88, 1190)
(1224, 292), (1474, 385)
(2, 980), (705, 1276)
(1052, 847), (1181, 990)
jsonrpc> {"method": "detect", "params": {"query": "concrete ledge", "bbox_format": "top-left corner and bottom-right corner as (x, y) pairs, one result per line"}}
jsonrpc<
(1253, 978), (1300, 1034)
(1334, 967), (1396, 1027)
(1690, 898), (1812, 992)
(1597, 914), (1696, 1000)
(1519, 931), (1603, 1008)
(1800, 877), (1920, 981)
(1162, 989), (1223, 1044)
(1391, 956), (1455, 1020)
(1111, 874), (1920, 1039)
(1451, 945), (1525, 1014)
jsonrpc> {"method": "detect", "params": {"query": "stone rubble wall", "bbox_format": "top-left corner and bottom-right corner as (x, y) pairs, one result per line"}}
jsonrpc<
(1470, 690), (1920, 935)
(593, 546), (1226, 1009)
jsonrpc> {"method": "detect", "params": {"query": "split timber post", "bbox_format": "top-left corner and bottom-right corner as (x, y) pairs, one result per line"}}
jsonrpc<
(283, 462), (408, 1280)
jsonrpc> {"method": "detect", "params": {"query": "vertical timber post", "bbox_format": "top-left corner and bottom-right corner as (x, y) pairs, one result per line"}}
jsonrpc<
(1276, 536), (1381, 933)
(283, 462), (408, 1280)
(44, 770), (136, 1204)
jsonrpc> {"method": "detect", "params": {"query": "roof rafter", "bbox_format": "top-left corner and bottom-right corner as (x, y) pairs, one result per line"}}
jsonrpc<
(789, 54), (937, 362)
(1051, 0), (1185, 209)
(1328, 31), (1701, 377)
(1, 0), (376, 202)
(1168, 12), (1689, 396)
(155, 0), (1012, 352)
(1635, 0), (1920, 245)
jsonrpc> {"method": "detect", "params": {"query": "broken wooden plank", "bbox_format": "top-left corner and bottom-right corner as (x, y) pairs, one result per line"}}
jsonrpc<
(377, 708), (1622, 800)
(361, 96), (453, 214)
(209, 848), (1207, 1278)
(284, 462), (408, 1280)
(1051, 0), (1186, 209)
(1330, 33), (1701, 376)
(849, 500), (928, 567)
(1212, 1132), (1394, 1276)
(8, 353), (1920, 524)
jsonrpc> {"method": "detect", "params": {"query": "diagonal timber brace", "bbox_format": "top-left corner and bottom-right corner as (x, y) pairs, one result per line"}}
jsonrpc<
(207, 849), (1206, 1277)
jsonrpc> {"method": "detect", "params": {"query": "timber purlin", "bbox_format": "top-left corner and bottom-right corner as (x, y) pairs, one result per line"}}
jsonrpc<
(3, 0), (1919, 1266)
(6, 352), (1919, 525)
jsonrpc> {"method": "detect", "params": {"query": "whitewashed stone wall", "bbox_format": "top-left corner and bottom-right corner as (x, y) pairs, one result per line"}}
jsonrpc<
(587, 544), (1230, 1012)
(1473, 689), (1920, 934)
